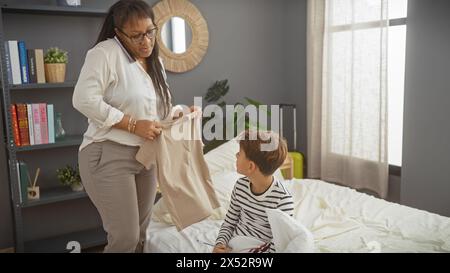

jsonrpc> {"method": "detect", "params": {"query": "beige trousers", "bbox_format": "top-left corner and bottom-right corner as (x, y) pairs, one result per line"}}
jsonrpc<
(79, 141), (157, 253)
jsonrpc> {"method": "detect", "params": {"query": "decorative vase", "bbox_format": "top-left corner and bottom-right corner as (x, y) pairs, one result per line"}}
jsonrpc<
(44, 63), (66, 83)
(55, 112), (66, 140)
(70, 183), (84, 192)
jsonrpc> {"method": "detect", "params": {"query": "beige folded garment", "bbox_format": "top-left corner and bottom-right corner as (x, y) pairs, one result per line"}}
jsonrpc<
(136, 112), (220, 230)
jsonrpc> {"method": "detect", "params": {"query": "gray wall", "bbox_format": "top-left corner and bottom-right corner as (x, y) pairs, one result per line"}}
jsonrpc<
(0, 0), (308, 249)
(168, 0), (289, 106)
(401, 0), (450, 217)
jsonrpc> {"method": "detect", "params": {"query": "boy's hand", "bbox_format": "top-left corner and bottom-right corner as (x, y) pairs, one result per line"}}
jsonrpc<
(212, 243), (232, 253)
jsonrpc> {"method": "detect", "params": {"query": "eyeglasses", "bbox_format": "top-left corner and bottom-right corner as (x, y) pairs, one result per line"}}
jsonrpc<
(117, 27), (158, 44)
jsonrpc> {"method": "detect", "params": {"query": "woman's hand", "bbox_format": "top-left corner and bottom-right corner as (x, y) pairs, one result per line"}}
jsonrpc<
(189, 105), (201, 113)
(212, 243), (232, 253)
(134, 120), (162, 140)
(172, 109), (183, 120)
(172, 105), (201, 120)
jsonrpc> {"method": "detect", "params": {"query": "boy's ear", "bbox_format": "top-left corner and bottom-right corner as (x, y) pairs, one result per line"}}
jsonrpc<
(248, 161), (257, 174)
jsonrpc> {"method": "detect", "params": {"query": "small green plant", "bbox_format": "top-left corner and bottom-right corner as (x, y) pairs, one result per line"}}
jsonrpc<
(203, 79), (270, 131)
(204, 79), (229, 108)
(44, 47), (68, 64)
(56, 165), (81, 187)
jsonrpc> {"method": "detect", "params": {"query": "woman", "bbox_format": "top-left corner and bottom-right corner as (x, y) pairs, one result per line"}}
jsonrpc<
(73, 0), (190, 252)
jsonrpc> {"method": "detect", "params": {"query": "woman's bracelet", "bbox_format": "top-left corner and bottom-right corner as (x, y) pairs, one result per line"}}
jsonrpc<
(131, 119), (137, 134)
(127, 117), (134, 133)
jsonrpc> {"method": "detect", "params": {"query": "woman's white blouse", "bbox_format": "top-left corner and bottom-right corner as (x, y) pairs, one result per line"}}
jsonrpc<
(73, 36), (172, 151)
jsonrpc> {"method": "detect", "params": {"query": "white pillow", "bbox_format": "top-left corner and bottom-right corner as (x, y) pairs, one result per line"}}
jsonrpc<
(228, 235), (268, 253)
(204, 139), (239, 175)
(211, 171), (242, 204)
(273, 168), (285, 181)
(266, 209), (315, 253)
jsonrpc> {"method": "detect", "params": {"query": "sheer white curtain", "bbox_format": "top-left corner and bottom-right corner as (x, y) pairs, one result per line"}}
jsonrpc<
(307, 0), (389, 198)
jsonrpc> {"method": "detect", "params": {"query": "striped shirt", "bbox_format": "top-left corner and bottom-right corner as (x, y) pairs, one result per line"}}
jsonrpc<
(215, 177), (294, 253)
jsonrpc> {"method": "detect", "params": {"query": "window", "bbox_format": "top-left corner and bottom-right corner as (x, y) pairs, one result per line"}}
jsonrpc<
(327, 0), (408, 167)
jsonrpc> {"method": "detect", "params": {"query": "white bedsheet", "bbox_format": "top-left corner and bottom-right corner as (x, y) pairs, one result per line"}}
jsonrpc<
(145, 178), (450, 253)
(145, 219), (221, 253)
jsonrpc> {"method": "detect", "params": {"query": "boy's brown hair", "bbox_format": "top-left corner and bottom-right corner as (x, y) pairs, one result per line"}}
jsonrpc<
(238, 130), (288, 176)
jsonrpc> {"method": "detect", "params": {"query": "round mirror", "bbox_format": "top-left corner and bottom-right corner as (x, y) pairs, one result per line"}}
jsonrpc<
(153, 0), (209, 73)
(161, 16), (193, 54)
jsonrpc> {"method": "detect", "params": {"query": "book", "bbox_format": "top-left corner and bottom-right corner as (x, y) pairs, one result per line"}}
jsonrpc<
(32, 104), (42, 145)
(16, 103), (30, 146)
(18, 161), (31, 203)
(47, 104), (55, 144)
(15, 161), (22, 204)
(39, 103), (49, 144)
(27, 49), (37, 84)
(27, 104), (35, 145)
(7, 41), (21, 85)
(4, 41), (13, 84)
(35, 49), (46, 84)
(18, 41), (29, 84)
(10, 104), (21, 146)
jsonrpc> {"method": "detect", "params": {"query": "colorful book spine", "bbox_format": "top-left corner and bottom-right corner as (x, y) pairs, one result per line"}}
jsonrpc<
(32, 104), (42, 145)
(27, 104), (35, 145)
(7, 41), (21, 85)
(4, 41), (13, 84)
(47, 104), (55, 144)
(39, 103), (49, 144)
(16, 103), (30, 146)
(18, 41), (29, 84)
(35, 49), (46, 84)
(10, 104), (21, 146)
(27, 49), (37, 84)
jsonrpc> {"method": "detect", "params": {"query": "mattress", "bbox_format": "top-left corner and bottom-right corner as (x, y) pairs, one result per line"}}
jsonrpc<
(145, 178), (450, 253)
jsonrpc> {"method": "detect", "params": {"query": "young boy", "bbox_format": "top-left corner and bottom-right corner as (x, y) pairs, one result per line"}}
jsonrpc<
(213, 130), (294, 253)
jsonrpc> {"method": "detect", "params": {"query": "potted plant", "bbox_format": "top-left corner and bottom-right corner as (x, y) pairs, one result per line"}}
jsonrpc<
(202, 79), (271, 153)
(44, 47), (68, 83)
(56, 165), (84, 192)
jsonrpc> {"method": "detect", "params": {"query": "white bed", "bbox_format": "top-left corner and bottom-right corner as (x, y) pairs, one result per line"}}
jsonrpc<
(144, 140), (450, 253)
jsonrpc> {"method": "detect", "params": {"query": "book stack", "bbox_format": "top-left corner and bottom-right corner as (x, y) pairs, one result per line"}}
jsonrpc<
(10, 103), (55, 146)
(5, 40), (46, 85)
